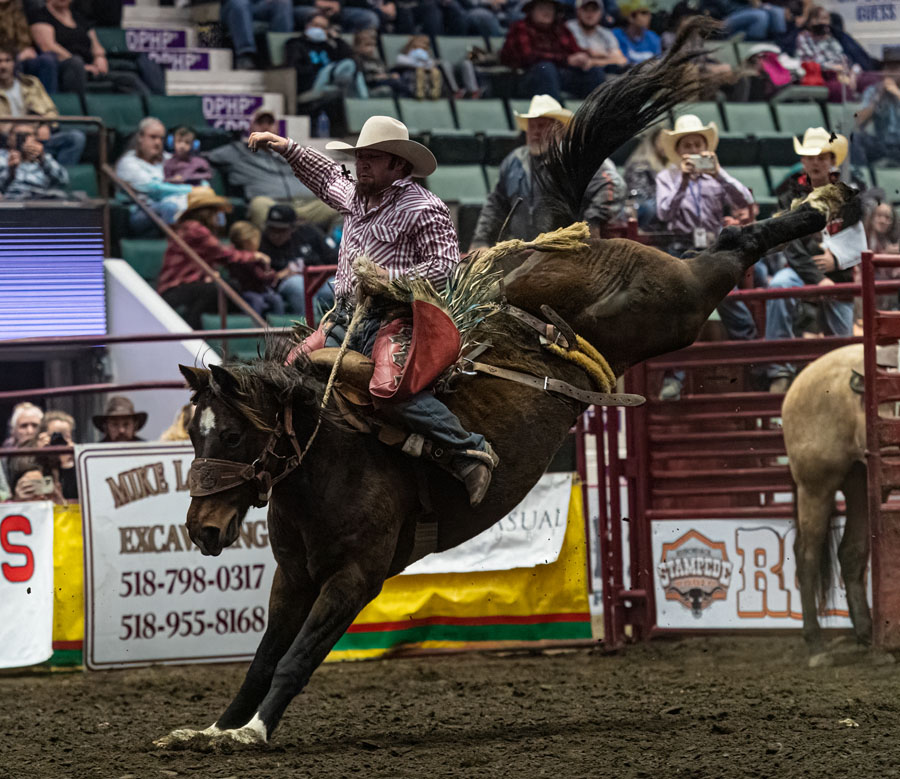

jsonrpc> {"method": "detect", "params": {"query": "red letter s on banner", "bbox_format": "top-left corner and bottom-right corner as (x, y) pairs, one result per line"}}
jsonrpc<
(1, 514), (35, 583)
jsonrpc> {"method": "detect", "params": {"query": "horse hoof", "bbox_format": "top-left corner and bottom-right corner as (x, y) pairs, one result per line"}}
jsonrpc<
(808, 652), (834, 669)
(153, 719), (267, 752)
(153, 727), (210, 750)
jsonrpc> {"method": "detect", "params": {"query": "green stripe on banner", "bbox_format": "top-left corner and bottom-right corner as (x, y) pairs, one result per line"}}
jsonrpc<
(333, 620), (591, 651)
(48, 649), (82, 666)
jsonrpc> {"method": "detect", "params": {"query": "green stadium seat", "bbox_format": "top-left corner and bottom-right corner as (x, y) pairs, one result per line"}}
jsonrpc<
(145, 95), (207, 131)
(64, 164), (98, 197)
(84, 93), (145, 138)
(729, 165), (772, 204)
(856, 165), (874, 190)
(755, 131), (799, 166)
(734, 41), (759, 63)
(709, 40), (739, 69)
(483, 129), (521, 166)
(773, 103), (826, 135)
(455, 99), (510, 131)
(199, 313), (262, 360)
(721, 102), (776, 134)
(120, 238), (167, 283)
(398, 98), (455, 133)
(434, 35), (485, 64)
(429, 129), (485, 164)
(380, 34), (410, 67)
(767, 164), (799, 193)
(508, 99), (531, 123)
(714, 133), (759, 167)
(425, 164), (487, 203)
(563, 99), (583, 114)
(826, 102), (862, 133)
(874, 168), (900, 203)
(676, 102), (723, 130)
(457, 201), (483, 250)
(345, 98), (400, 134)
(267, 31), (294, 67)
(610, 135), (639, 167)
(267, 313), (304, 329)
(52, 92), (101, 162)
(485, 165), (500, 190)
(770, 85), (829, 103)
(53, 92), (85, 117)
(94, 27), (129, 55)
(488, 35), (506, 52)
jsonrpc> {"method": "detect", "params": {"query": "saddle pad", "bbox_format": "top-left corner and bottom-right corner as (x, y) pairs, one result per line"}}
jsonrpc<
(308, 348), (376, 398)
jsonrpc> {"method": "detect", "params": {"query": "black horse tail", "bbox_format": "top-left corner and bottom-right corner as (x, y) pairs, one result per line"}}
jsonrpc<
(539, 15), (726, 228)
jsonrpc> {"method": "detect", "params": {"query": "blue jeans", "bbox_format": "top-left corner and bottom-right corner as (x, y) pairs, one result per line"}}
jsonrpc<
(222, 0), (293, 55)
(522, 62), (605, 101)
(243, 288), (285, 317)
(128, 198), (182, 235)
(277, 274), (306, 316)
(295, 5), (380, 30)
(44, 130), (86, 166)
(765, 266), (854, 378)
(725, 5), (786, 40)
(20, 52), (59, 93)
(312, 59), (369, 98)
(851, 131), (900, 167)
(325, 305), (486, 456)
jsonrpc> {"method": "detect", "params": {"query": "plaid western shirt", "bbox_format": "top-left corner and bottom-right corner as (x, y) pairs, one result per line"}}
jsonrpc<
(281, 142), (460, 299)
(500, 19), (581, 69)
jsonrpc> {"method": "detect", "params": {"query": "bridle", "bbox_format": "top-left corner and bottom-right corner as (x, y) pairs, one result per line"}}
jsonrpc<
(188, 402), (310, 508)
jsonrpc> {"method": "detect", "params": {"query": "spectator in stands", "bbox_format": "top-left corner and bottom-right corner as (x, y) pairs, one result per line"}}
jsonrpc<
(794, 5), (859, 101)
(866, 200), (900, 254)
(471, 95), (625, 248)
(353, 29), (411, 97)
(36, 409), (77, 500)
(157, 187), (272, 328)
(222, 0), (294, 70)
(7, 457), (56, 501)
(93, 396), (147, 442)
(228, 220), (286, 317)
(0, 121), (68, 199)
(116, 117), (191, 234)
(654, 114), (755, 400)
(259, 203), (339, 316)
(624, 126), (667, 230)
(3, 402), (42, 449)
(716, 0), (788, 43)
(73, 0), (123, 28)
(294, 0), (381, 35)
(501, 0), (605, 100)
(852, 50), (900, 169)
(2, 0), (57, 94)
(612, 0), (660, 66)
(566, 0), (627, 73)
(285, 14), (367, 97)
(766, 127), (866, 392)
(207, 108), (338, 233)
(163, 126), (212, 186)
(0, 43), (84, 165)
(389, 0), (502, 37)
(160, 404), (193, 442)
(28, 0), (164, 95)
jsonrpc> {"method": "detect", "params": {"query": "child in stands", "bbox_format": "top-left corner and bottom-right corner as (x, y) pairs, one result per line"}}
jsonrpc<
(228, 220), (286, 318)
(163, 126), (212, 186)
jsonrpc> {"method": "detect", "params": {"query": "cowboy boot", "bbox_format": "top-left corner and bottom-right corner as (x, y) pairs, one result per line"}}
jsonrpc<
(450, 442), (500, 506)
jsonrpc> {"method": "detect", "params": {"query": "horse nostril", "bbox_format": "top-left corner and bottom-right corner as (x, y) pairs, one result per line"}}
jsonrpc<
(198, 526), (221, 551)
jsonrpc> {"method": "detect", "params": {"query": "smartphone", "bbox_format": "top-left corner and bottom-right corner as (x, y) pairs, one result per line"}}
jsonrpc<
(21, 476), (55, 496)
(15, 132), (28, 151)
(688, 154), (716, 172)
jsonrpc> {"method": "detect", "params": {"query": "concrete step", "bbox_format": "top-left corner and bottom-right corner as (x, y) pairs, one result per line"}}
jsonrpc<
(166, 68), (273, 95)
(123, 4), (194, 26)
(147, 48), (233, 71)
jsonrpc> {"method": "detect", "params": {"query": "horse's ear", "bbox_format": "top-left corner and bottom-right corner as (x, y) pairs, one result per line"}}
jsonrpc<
(179, 365), (210, 395)
(210, 364), (240, 397)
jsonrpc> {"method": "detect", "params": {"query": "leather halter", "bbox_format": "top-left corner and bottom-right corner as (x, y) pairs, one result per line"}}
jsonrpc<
(188, 403), (307, 508)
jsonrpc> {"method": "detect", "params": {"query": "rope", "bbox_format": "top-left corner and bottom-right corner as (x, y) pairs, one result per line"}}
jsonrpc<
(544, 333), (616, 393)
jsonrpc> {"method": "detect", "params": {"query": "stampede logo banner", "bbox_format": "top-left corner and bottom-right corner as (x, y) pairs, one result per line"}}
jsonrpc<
(657, 530), (733, 618)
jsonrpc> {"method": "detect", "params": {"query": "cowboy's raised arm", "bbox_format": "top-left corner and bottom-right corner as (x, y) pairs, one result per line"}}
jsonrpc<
(248, 131), (355, 213)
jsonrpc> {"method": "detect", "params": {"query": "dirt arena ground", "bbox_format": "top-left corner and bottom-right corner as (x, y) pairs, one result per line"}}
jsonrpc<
(3, 635), (900, 779)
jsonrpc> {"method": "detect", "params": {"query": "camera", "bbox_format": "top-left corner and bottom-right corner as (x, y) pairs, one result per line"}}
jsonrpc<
(15, 132), (28, 152)
(49, 432), (67, 446)
(688, 154), (716, 173)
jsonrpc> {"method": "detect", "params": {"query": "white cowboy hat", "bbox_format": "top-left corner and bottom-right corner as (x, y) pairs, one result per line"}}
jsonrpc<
(513, 94), (574, 132)
(660, 114), (719, 163)
(326, 116), (437, 178)
(793, 126), (848, 167)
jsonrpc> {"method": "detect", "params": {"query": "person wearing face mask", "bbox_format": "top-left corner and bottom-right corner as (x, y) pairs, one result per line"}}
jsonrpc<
(284, 14), (366, 97)
(795, 6), (860, 100)
(156, 187), (272, 329)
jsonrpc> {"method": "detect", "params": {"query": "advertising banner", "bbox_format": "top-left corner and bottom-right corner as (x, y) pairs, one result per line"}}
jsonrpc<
(77, 443), (274, 670)
(202, 94), (265, 131)
(0, 502), (54, 668)
(125, 29), (188, 51)
(652, 518), (857, 629)
(147, 51), (211, 70)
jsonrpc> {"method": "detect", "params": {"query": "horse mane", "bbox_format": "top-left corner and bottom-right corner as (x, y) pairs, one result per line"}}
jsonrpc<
(538, 15), (725, 228)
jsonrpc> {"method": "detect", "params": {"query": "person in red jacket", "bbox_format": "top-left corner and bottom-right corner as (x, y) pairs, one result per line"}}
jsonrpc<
(500, 0), (604, 100)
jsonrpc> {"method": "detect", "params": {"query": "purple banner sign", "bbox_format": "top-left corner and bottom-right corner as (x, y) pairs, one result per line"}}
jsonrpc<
(125, 28), (188, 51)
(147, 50), (210, 70)
(202, 94), (268, 130)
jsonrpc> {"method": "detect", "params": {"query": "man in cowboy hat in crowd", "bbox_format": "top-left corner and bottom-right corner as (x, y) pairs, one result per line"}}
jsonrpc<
(469, 94), (625, 249)
(94, 396), (148, 443)
(247, 116), (498, 505)
(654, 113), (755, 400)
(765, 126), (866, 393)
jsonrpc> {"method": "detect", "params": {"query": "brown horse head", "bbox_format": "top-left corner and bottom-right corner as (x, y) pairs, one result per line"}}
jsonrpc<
(178, 357), (318, 556)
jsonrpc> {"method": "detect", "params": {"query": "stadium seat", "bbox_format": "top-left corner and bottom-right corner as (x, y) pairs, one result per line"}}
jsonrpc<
(773, 103), (826, 135)
(345, 98), (400, 134)
(508, 99), (531, 122)
(709, 40), (740, 69)
(488, 35), (506, 52)
(734, 41), (758, 63)
(146, 95), (208, 131)
(729, 165), (773, 205)
(434, 35), (485, 64)
(267, 313), (304, 328)
(120, 238), (167, 283)
(767, 164), (798, 193)
(874, 168), (900, 203)
(721, 102), (776, 134)
(65, 164), (99, 197)
(53, 92), (85, 116)
(715, 133), (759, 167)
(379, 34), (410, 67)
(856, 165), (874, 191)
(454, 99), (510, 132)
(755, 132), (799, 166)
(425, 164), (487, 203)
(826, 102), (862, 133)
(429, 129), (485, 164)
(457, 201), (483, 250)
(398, 98), (455, 133)
(267, 31), (294, 67)
(483, 129), (521, 166)
(563, 99), (583, 114)
(52, 92), (101, 163)
(677, 102), (723, 130)
(94, 27), (129, 55)
(484, 165), (500, 190)
(84, 93), (145, 138)
(770, 85), (829, 103)
(199, 313), (262, 360)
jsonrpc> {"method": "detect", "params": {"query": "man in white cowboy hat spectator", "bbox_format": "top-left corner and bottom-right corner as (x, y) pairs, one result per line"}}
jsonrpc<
(94, 396), (148, 443)
(765, 126), (867, 393)
(247, 116), (498, 505)
(655, 113), (755, 400)
(470, 94), (625, 249)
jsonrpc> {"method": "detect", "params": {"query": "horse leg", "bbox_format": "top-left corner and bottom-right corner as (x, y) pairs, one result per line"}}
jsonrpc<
(216, 561), (384, 744)
(839, 462), (873, 647)
(795, 482), (836, 667)
(153, 564), (317, 748)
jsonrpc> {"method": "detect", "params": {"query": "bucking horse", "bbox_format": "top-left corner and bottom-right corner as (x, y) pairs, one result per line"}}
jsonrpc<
(155, 19), (859, 749)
